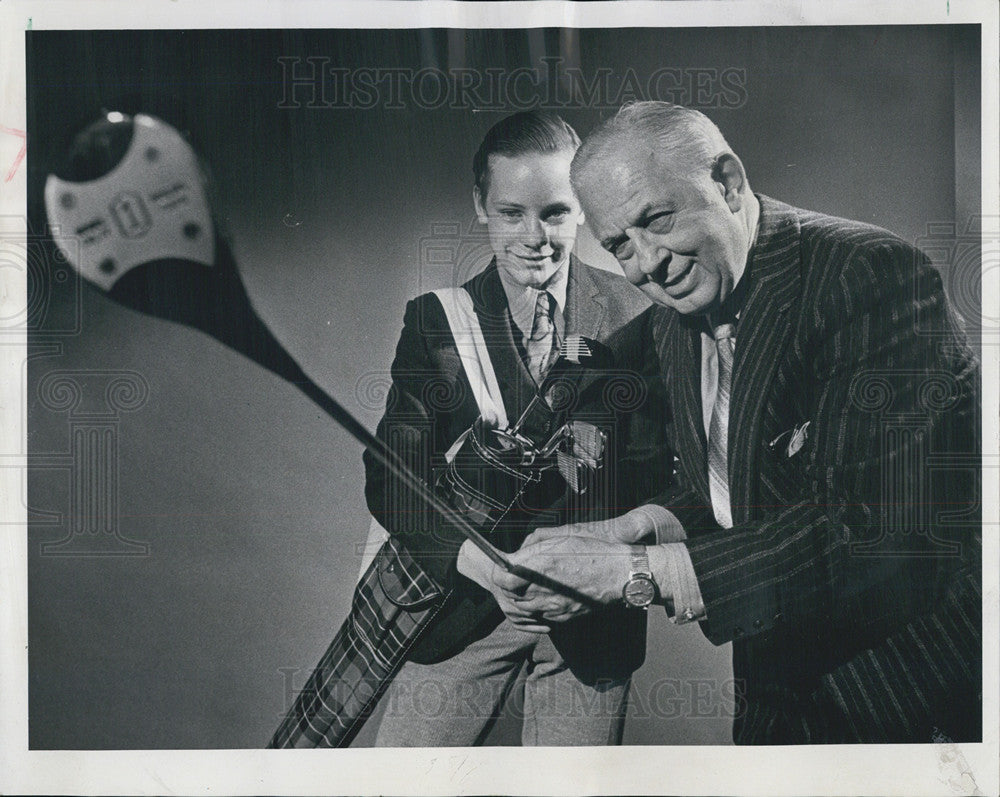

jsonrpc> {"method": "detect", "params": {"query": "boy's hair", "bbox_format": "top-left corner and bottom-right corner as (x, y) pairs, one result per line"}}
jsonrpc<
(473, 110), (581, 198)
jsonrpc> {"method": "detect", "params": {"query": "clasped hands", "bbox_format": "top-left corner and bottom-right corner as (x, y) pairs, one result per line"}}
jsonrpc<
(455, 513), (649, 633)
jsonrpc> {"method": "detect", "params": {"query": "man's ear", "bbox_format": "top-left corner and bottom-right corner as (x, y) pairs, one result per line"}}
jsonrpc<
(711, 152), (747, 214)
(577, 208), (586, 227)
(473, 186), (488, 224)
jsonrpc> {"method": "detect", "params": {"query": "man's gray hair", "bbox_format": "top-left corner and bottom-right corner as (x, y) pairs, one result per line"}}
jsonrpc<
(572, 101), (733, 184)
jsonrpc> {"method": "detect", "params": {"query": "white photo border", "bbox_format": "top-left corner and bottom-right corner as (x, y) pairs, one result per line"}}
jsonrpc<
(1, 1), (996, 795)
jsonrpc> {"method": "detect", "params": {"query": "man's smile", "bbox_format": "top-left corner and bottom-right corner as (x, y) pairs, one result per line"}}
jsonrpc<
(645, 258), (695, 290)
(662, 259), (696, 288)
(513, 251), (557, 264)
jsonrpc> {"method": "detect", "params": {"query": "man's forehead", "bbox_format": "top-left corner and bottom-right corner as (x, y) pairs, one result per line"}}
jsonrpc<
(579, 148), (656, 204)
(587, 133), (689, 179)
(578, 151), (639, 202)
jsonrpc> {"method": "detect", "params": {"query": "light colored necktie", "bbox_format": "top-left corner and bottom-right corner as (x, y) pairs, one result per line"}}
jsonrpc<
(708, 322), (736, 528)
(525, 290), (557, 384)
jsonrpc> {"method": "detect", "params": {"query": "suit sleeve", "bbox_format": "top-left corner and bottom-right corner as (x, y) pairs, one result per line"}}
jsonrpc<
(824, 538), (982, 741)
(363, 296), (466, 586)
(671, 243), (979, 646)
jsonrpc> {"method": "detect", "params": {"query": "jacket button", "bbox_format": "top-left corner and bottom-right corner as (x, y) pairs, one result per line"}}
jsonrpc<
(753, 619), (763, 630)
(733, 627), (744, 637)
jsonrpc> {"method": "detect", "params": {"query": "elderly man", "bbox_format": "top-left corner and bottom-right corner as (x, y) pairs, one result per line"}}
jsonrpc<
(483, 102), (981, 744)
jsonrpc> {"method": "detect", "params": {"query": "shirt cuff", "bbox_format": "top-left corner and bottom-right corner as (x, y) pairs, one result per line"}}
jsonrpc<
(626, 504), (688, 544)
(649, 543), (707, 624)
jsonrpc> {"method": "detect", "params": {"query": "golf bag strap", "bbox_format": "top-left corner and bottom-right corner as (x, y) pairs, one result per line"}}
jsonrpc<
(432, 287), (509, 439)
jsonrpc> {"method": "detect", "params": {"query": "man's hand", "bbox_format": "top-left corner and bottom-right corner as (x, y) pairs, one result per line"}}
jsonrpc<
(493, 535), (633, 623)
(455, 540), (551, 633)
(525, 505), (674, 548)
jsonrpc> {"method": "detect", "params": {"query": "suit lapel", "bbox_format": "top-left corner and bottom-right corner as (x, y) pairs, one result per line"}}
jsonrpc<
(550, 257), (611, 403)
(564, 255), (607, 341)
(668, 311), (710, 502)
(728, 196), (802, 524)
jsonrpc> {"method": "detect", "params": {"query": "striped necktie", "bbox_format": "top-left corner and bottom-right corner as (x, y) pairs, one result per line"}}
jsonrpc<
(526, 290), (557, 384)
(708, 321), (736, 529)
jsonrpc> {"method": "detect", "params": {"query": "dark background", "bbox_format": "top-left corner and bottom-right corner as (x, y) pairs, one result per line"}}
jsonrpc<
(25, 25), (980, 748)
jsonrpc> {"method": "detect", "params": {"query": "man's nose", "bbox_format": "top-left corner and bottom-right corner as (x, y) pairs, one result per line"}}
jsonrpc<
(523, 216), (551, 248)
(629, 228), (671, 276)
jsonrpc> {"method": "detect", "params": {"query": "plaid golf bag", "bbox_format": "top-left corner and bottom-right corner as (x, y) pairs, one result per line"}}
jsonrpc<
(268, 411), (569, 747)
(268, 534), (448, 748)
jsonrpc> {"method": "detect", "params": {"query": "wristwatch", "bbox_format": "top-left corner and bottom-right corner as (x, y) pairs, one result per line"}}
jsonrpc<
(622, 545), (657, 609)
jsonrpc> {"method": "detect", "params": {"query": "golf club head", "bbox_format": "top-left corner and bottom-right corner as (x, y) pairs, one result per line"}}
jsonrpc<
(43, 111), (306, 385)
(45, 113), (215, 293)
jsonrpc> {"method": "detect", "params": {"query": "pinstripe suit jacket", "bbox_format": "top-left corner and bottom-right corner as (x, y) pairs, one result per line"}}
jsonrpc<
(364, 256), (667, 669)
(644, 195), (981, 743)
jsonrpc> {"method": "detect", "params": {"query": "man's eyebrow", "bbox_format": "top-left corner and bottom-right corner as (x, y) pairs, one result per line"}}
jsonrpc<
(636, 202), (674, 221)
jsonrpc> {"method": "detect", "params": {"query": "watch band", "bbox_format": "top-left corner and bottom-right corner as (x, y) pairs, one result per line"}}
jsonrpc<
(623, 545), (657, 609)
(629, 544), (651, 577)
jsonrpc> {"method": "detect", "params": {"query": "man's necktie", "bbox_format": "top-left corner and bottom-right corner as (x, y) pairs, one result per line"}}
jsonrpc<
(526, 290), (558, 384)
(707, 321), (736, 529)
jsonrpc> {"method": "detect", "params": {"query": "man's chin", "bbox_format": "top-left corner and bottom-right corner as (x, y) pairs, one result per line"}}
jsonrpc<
(641, 281), (717, 316)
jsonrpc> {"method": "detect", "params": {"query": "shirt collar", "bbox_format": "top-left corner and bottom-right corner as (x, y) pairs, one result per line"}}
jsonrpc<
(497, 259), (569, 342)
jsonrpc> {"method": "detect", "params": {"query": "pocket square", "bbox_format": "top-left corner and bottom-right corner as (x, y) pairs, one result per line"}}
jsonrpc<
(787, 421), (810, 456)
(769, 421), (811, 458)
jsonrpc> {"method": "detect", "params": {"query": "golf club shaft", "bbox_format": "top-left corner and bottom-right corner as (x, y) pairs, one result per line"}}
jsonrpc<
(289, 365), (513, 572)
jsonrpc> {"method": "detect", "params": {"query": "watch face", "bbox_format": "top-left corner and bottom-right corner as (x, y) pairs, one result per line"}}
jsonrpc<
(623, 576), (656, 607)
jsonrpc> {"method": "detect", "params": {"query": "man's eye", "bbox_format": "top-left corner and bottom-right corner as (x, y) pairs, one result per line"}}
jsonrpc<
(499, 209), (522, 220)
(612, 240), (635, 261)
(645, 211), (674, 234)
(544, 211), (569, 223)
